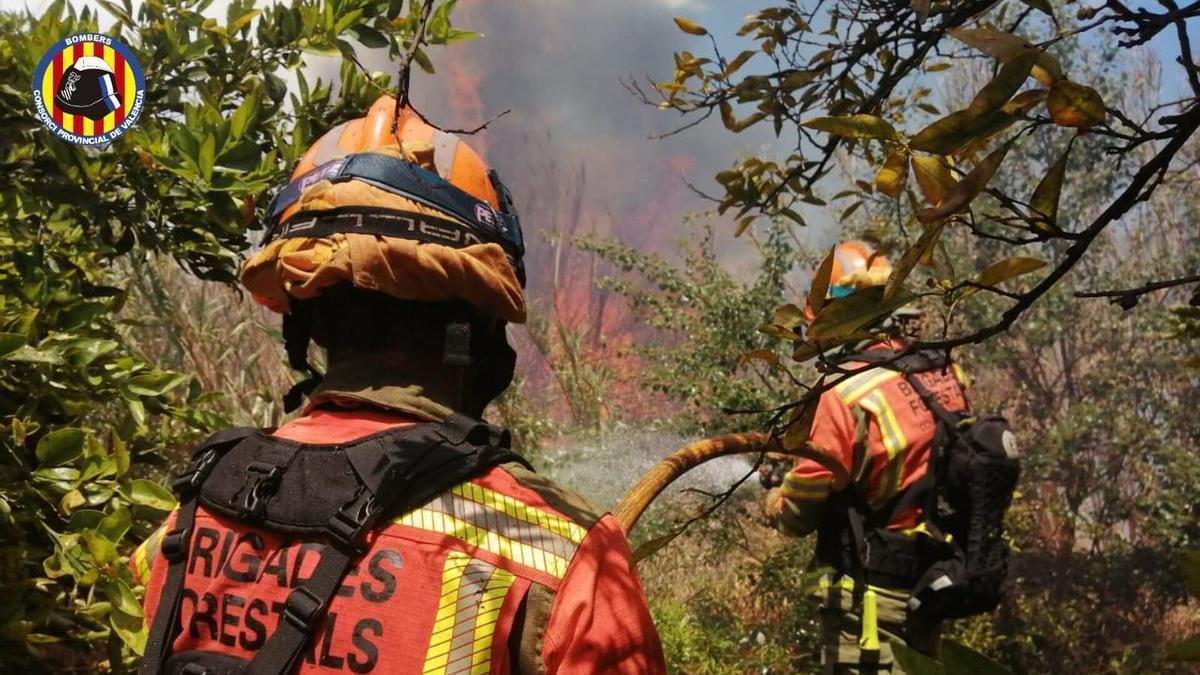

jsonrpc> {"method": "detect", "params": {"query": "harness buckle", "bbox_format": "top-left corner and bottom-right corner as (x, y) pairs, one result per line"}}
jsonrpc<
(161, 526), (192, 563)
(283, 586), (325, 632)
(170, 448), (221, 497)
(327, 490), (376, 554)
(239, 461), (283, 519)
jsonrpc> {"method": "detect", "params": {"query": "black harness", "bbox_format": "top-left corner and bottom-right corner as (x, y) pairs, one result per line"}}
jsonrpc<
(815, 351), (961, 589)
(138, 414), (529, 675)
(815, 348), (1019, 620)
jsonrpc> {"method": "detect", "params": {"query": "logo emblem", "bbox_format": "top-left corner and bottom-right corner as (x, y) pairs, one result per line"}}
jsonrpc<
(32, 33), (145, 145)
(474, 203), (496, 227)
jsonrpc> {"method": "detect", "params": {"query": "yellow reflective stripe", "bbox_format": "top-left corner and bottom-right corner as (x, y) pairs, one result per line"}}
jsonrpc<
(134, 540), (150, 585)
(835, 369), (900, 406)
(468, 568), (515, 674)
(423, 552), (470, 673)
(953, 363), (970, 388)
(395, 507), (573, 578)
(858, 391), (909, 504)
(781, 474), (832, 501)
(422, 552), (517, 675)
(132, 525), (164, 585)
(451, 482), (586, 545)
(832, 574), (910, 600)
(781, 485), (830, 501)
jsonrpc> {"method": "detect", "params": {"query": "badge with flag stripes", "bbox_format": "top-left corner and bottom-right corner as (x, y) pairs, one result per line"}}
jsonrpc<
(32, 33), (145, 146)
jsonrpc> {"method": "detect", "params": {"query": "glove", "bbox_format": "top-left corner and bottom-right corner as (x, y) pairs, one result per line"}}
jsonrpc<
(758, 457), (788, 489)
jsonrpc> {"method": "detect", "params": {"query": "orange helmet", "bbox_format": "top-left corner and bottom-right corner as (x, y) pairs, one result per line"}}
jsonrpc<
(240, 95), (526, 323)
(804, 241), (892, 320)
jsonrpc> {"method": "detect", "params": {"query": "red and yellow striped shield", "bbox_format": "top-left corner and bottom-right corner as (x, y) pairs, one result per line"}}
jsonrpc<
(32, 33), (145, 145)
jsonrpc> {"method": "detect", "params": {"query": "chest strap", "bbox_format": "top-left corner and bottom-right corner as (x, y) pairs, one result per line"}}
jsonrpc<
(139, 426), (258, 675)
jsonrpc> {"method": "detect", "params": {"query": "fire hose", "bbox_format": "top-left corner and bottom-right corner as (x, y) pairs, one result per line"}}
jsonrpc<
(612, 432), (885, 652)
(614, 431), (780, 533)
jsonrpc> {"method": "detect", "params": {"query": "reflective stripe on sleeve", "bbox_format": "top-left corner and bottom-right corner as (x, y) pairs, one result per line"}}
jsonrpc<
(781, 473), (832, 502)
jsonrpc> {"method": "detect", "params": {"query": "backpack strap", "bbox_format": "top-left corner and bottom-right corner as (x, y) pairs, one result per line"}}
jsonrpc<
(818, 349), (964, 593)
(244, 414), (528, 675)
(138, 427), (257, 675)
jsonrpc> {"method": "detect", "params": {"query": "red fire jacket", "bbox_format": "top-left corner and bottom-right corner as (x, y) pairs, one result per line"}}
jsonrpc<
(776, 342), (970, 535)
(132, 408), (665, 674)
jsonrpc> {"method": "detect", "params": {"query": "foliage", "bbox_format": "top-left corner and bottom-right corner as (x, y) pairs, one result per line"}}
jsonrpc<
(0, 0), (468, 668)
(578, 220), (802, 434)
(636, 492), (822, 674)
(646, 0), (1200, 449)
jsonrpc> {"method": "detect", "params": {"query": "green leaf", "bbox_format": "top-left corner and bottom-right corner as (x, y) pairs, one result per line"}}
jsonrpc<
(98, 507), (132, 542)
(111, 607), (148, 655)
(673, 16), (708, 36)
(808, 247), (836, 317)
(948, 28), (1062, 85)
(1166, 635), (1200, 662)
(198, 134), (216, 181)
(36, 427), (86, 466)
(230, 8), (260, 31)
(633, 529), (684, 562)
(350, 24), (389, 48)
(967, 50), (1039, 115)
(885, 221), (945, 300)
(1002, 88), (1048, 116)
(5, 346), (65, 365)
(128, 479), (177, 511)
(265, 72), (288, 104)
(1031, 139), (1072, 229)
(0, 332), (25, 357)
(911, 155), (956, 206)
(66, 509), (106, 532)
(917, 140), (1013, 223)
(772, 303), (808, 330)
(127, 371), (189, 397)
(100, 579), (143, 617)
(975, 257), (1046, 290)
(875, 147), (909, 199)
(802, 115), (898, 140)
(909, 108), (1015, 156)
(892, 643), (945, 675)
(413, 47), (434, 73)
(808, 286), (917, 340)
(229, 90), (260, 140)
(83, 531), (118, 564)
(60, 302), (108, 329)
(942, 640), (1012, 674)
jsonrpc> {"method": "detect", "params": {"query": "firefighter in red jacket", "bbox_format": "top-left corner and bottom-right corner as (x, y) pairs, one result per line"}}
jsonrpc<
(132, 96), (665, 675)
(764, 242), (970, 674)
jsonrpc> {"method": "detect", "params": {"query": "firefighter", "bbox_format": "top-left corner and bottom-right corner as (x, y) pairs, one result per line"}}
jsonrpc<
(132, 95), (665, 675)
(763, 242), (973, 674)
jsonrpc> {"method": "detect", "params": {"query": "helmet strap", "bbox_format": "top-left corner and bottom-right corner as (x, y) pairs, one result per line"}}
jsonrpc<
(282, 301), (324, 413)
(442, 321), (473, 413)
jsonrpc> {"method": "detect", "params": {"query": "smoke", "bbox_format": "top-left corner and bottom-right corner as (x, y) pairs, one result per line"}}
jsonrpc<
(539, 428), (757, 512)
(399, 0), (777, 264)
